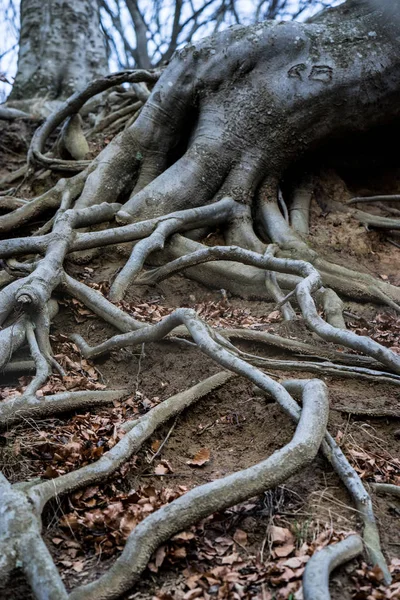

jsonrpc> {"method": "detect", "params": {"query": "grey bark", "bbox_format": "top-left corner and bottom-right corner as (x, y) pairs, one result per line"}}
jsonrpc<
(9, 0), (107, 101)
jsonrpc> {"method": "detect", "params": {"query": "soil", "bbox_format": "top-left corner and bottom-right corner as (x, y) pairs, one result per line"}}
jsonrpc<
(1, 119), (400, 600)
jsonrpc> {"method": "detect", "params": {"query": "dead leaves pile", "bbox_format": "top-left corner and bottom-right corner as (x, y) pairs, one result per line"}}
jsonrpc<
(54, 484), (187, 567)
(338, 431), (400, 485)
(353, 560), (400, 599)
(349, 312), (400, 354)
(118, 298), (282, 330)
(27, 410), (127, 478)
(152, 509), (360, 600)
(55, 487), (360, 599)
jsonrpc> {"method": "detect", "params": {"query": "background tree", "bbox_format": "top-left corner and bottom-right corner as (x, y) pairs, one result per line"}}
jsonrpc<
(9, 0), (107, 101)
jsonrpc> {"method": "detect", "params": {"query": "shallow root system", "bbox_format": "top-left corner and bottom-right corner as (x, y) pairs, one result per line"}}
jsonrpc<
(2, 7), (400, 594)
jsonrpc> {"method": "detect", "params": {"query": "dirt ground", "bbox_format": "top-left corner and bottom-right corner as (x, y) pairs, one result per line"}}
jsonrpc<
(1, 119), (400, 600)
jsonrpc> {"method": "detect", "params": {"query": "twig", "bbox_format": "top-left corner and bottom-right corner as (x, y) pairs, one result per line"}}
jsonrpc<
(149, 415), (179, 463)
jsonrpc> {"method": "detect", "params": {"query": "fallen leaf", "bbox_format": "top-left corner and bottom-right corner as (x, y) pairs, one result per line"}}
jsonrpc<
(283, 556), (309, 568)
(183, 588), (203, 600)
(155, 545), (166, 568)
(221, 552), (241, 564)
(52, 538), (64, 546)
(172, 531), (195, 542)
(154, 463), (169, 475)
(269, 525), (294, 545)
(151, 440), (161, 452)
(72, 560), (85, 573)
(233, 529), (248, 546)
(187, 448), (211, 467)
(274, 543), (295, 558)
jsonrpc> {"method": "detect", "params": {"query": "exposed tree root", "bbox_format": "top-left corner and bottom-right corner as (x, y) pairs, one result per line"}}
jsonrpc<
(348, 195), (400, 205)
(18, 375), (326, 600)
(303, 534), (363, 600)
(29, 69), (160, 172)
(2, 3), (400, 594)
(333, 406), (400, 418)
(371, 483), (400, 499)
(0, 389), (127, 428)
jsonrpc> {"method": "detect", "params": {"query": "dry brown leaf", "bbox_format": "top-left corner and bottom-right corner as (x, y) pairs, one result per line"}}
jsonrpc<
(52, 538), (64, 546)
(183, 588), (203, 600)
(42, 465), (60, 479)
(154, 463), (169, 475)
(221, 552), (241, 565)
(187, 448), (211, 467)
(172, 531), (195, 542)
(283, 556), (309, 569)
(72, 560), (85, 573)
(155, 545), (166, 568)
(233, 529), (248, 546)
(274, 543), (295, 558)
(151, 439), (161, 452)
(269, 525), (294, 545)
(171, 546), (187, 559)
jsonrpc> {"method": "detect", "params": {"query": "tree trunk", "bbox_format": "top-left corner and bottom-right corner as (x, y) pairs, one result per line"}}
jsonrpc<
(9, 0), (107, 101)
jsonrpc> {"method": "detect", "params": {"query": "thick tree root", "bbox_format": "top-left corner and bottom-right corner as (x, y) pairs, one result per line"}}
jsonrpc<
(132, 247), (400, 372)
(29, 70), (160, 172)
(259, 191), (400, 309)
(0, 389), (127, 428)
(28, 372), (234, 513)
(268, 380), (389, 583)
(303, 534), (363, 600)
(0, 171), (87, 234)
(0, 474), (69, 599)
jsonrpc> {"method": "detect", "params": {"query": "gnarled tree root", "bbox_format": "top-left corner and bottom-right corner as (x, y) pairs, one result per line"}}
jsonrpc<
(29, 69), (160, 172)
(303, 534), (363, 600)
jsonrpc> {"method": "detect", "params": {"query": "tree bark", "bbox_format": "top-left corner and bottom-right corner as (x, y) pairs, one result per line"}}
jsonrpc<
(9, 0), (107, 101)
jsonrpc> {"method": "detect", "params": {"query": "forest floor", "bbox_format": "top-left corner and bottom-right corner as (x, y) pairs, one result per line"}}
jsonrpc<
(1, 119), (400, 600)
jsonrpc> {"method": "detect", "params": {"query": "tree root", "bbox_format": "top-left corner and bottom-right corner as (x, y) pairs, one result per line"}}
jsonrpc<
(371, 483), (400, 499)
(0, 171), (87, 234)
(243, 354), (400, 387)
(349, 209), (400, 230)
(303, 534), (363, 600)
(289, 179), (313, 235)
(66, 378), (328, 600)
(259, 191), (400, 308)
(320, 431), (389, 582)
(0, 474), (69, 599)
(0, 389), (127, 428)
(267, 380), (390, 583)
(132, 247), (400, 373)
(333, 406), (400, 418)
(28, 372), (234, 513)
(29, 70), (160, 172)
(61, 274), (379, 369)
(348, 194), (400, 205)
(0, 371), (329, 600)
